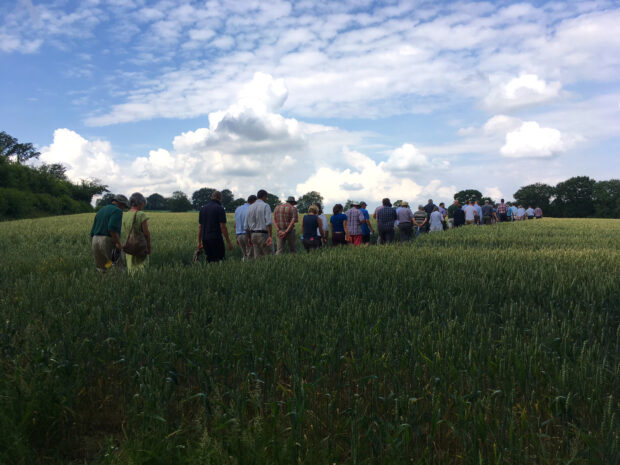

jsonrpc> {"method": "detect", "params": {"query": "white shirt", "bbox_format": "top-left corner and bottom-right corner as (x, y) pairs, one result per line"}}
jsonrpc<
(463, 205), (476, 221)
(244, 199), (272, 231)
(517, 207), (525, 217)
(317, 213), (328, 236)
(526, 208), (535, 216)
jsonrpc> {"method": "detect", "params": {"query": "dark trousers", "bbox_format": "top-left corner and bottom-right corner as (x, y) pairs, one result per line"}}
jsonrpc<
(203, 237), (225, 263)
(379, 227), (395, 244)
(398, 222), (413, 242)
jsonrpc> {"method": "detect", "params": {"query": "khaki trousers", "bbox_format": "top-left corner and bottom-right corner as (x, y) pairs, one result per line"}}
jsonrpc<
(276, 230), (296, 254)
(92, 235), (115, 271)
(251, 233), (273, 258)
(237, 234), (252, 260)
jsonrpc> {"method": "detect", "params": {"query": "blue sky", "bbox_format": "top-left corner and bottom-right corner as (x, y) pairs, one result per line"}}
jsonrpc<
(1, 0), (619, 206)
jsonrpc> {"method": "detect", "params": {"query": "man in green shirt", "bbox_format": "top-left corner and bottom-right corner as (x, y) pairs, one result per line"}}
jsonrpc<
(447, 199), (460, 229)
(90, 194), (129, 271)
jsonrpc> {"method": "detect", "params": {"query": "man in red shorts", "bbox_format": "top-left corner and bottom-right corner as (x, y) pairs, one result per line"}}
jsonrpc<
(345, 201), (368, 246)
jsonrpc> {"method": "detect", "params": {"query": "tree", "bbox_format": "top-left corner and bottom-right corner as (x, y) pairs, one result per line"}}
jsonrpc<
(39, 163), (67, 180)
(0, 131), (40, 164)
(146, 193), (168, 210)
(593, 179), (620, 218)
(393, 200), (403, 208)
(553, 176), (596, 217)
(228, 197), (246, 211)
(513, 183), (554, 210)
(192, 187), (216, 210)
(344, 200), (354, 210)
(297, 191), (324, 213)
(453, 189), (482, 204)
(168, 191), (192, 212)
(265, 193), (280, 210)
(71, 179), (108, 204)
(221, 189), (235, 211)
(95, 193), (116, 210)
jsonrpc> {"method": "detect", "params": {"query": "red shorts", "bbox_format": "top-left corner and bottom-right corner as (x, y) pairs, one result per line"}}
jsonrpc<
(349, 235), (363, 246)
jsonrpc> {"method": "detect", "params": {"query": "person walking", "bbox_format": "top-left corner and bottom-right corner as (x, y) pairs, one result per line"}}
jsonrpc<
(497, 199), (508, 222)
(526, 206), (535, 220)
(234, 195), (256, 260)
(438, 202), (448, 230)
(273, 196), (299, 254)
(123, 192), (151, 273)
(481, 200), (494, 225)
(376, 198), (397, 244)
(396, 201), (415, 242)
(534, 206), (543, 219)
(516, 205), (526, 221)
(447, 199), (460, 229)
(463, 200), (477, 225)
(244, 189), (274, 258)
(198, 191), (233, 263)
(423, 199), (436, 232)
(330, 204), (348, 246)
(316, 203), (329, 246)
(345, 201), (367, 246)
(453, 204), (465, 227)
(413, 205), (428, 237)
(90, 194), (129, 272)
(429, 206), (444, 232)
(359, 201), (375, 246)
(474, 200), (483, 225)
(302, 205), (324, 252)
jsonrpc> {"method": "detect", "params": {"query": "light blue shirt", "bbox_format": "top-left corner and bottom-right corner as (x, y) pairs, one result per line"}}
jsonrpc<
(474, 203), (482, 218)
(234, 203), (249, 235)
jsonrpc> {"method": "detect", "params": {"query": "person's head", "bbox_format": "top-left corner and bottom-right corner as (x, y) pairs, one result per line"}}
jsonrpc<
(256, 189), (268, 200)
(247, 194), (257, 204)
(418, 204), (424, 211)
(484, 199), (489, 204)
(286, 196), (297, 205)
(360, 201), (367, 209)
(308, 205), (319, 215)
(453, 199), (459, 205)
(112, 194), (129, 210)
(382, 198), (390, 206)
(475, 200), (479, 204)
(469, 200), (474, 205)
(129, 192), (146, 210)
(333, 203), (343, 214)
(315, 203), (323, 214)
(427, 199), (433, 205)
(211, 190), (222, 202)
(433, 206), (439, 212)
(401, 201), (409, 208)
(439, 202), (445, 207)
(501, 198), (505, 203)
(350, 201), (360, 209)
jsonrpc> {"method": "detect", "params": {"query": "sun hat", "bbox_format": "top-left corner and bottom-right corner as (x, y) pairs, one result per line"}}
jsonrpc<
(401, 201), (409, 207)
(113, 194), (129, 208)
(286, 196), (297, 204)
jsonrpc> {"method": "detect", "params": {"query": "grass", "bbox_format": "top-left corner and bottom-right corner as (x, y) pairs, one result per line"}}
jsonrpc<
(0, 214), (618, 464)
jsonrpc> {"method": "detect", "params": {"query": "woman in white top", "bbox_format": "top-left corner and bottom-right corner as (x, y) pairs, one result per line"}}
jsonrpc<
(429, 206), (444, 232)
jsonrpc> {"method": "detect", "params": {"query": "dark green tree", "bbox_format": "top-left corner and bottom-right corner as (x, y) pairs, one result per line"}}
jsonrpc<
(453, 189), (482, 204)
(71, 179), (108, 204)
(221, 189), (235, 211)
(192, 187), (216, 210)
(513, 183), (554, 210)
(95, 193), (116, 210)
(297, 191), (323, 213)
(553, 176), (596, 217)
(344, 200), (354, 210)
(593, 179), (620, 218)
(146, 193), (168, 210)
(265, 193), (280, 210)
(38, 163), (67, 180)
(169, 191), (192, 212)
(228, 197), (246, 211)
(0, 131), (40, 164)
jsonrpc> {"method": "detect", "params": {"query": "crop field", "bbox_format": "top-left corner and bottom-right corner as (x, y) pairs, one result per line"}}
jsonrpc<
(0, 214), (618, 464)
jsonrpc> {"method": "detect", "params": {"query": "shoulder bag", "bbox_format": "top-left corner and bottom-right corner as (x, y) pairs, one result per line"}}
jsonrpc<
(123, 212), (148, 257)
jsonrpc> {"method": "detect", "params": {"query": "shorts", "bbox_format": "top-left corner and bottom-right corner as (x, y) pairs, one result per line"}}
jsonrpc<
(332, 231), (347, 246)
(362, 234), (371, 244)
(349, 234), (363, 246)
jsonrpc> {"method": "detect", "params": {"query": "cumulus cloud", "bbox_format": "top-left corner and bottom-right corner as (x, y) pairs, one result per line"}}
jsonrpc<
(500, 121), (566, 158)
(484, 73), (562, 110)
(39, 129), (120, 182)
(383, 143), (429, 172)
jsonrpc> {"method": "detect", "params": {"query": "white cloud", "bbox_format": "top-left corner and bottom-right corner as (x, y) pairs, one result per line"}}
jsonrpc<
(484, 73), (562, 110)
(383, 143), (428, 172)
(500, 121), (565, 158)
(39, 129), (120, 182)
(484, 186), (503, 201)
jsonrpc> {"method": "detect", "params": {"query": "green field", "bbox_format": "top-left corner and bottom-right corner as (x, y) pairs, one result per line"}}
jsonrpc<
(0, 214), (618, 464)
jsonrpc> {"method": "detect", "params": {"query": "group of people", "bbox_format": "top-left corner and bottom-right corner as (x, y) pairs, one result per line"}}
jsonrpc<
(89, 190), (544, 269)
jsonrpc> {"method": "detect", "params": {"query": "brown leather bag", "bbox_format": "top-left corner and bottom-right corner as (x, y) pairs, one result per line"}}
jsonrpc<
(123, 212), (148, 257)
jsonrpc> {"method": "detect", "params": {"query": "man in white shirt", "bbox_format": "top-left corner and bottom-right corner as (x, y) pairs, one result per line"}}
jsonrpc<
(463, 200), (477, 225)
(244, 189), (273, 258)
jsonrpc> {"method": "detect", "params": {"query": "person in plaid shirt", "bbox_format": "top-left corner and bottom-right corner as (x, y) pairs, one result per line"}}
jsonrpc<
(497, 199), (508, 222)
(345, 201), (367, 246)
(273, 196), (299, 254)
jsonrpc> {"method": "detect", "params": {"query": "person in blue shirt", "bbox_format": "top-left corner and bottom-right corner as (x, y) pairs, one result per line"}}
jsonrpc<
(234, 195), (256, 260)
(330, 203), (348, 246)
(359, 201), (375, 246)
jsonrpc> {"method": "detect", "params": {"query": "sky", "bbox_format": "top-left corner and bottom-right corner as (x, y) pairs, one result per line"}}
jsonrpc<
(1, 0), (619, 207)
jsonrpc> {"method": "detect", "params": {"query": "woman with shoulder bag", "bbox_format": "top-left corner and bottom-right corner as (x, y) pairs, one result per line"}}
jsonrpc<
(122, 192), (151, 273)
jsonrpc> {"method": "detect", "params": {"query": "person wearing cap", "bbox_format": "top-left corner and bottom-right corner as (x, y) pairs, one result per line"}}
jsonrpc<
(345, 201), (367, 246)
(273, 195), (299, 254)
(234, 194), (256, 261)
(244, 189), (273, 258)
(90, 194), (128, 271)
(198, 191), (233, 263)
(396, 201), (415, 242)
(359, 201), (374, 246)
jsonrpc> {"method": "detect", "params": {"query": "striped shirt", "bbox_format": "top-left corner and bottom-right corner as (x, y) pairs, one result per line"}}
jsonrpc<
(345, 207), (365, 235)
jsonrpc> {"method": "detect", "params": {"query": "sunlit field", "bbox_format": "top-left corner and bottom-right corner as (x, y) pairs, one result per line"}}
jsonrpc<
(0, 214), (618, 464)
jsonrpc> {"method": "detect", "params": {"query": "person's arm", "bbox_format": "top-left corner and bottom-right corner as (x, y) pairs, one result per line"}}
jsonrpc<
(142, 220), (151, 254)
(284, 214), (296, 236)
(197, 225), (203, 250)
(110, 231), (122, 250)
(266, 224), (273, 246)
(234, 220), (239, 245)
(221, 223), (233, 250)
(317, 217), (323, 236)
(344, 219), (350, 241)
